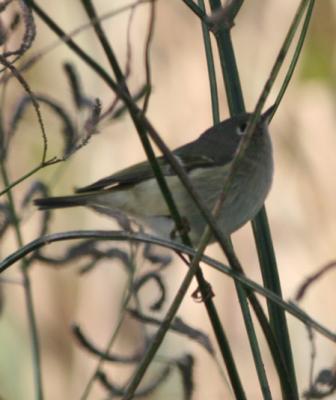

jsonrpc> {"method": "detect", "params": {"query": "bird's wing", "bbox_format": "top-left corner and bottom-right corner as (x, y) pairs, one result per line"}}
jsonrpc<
(76, 119), (243, 193)
(75, 153), (220, 193)
(76, 159), (166, 192)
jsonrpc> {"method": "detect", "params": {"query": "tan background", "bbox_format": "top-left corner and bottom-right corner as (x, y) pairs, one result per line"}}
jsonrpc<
(1, 1), (336, 399)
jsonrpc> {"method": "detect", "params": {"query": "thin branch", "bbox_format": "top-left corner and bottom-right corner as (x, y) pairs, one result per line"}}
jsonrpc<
(0, 158), (59, 197)
(1, 229), (335, 343)
(181, 0), (207, 21)
(272, 0), (315, 115)
(0, 55), (48, 163)
(0, 162), (44, 400)
(295, 261), (336, 301)
(142, 0), (156, 113)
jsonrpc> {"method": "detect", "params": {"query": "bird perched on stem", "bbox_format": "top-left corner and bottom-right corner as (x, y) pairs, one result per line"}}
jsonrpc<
(35, 107), (274, 245)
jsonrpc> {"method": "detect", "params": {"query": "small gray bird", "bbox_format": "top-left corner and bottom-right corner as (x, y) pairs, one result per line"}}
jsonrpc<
(35, 107), (274, 244)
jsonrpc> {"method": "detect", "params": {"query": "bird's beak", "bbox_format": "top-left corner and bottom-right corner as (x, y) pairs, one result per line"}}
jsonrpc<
(261, 104), (276, 124)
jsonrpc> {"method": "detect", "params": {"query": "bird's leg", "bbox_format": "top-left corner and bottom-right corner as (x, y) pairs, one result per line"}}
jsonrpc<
(171, 219), (214, 301)
(170, 216), (191, 241)
(174, 241), (215, 302)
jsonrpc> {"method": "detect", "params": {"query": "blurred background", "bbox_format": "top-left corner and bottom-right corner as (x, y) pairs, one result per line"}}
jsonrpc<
(0, 0), (336, 399)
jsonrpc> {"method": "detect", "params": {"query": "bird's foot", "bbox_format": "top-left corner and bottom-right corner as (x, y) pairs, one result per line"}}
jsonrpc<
(192, 281), (215, 303)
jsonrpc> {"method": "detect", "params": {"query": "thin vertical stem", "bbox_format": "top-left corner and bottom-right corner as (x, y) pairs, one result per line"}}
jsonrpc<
(198, 0), (271, 397)
(197, 0), (220, 123)
(0, 159), (43, 400)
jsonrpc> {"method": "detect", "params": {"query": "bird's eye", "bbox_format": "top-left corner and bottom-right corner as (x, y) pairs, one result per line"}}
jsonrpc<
(236, 122), (247, 136)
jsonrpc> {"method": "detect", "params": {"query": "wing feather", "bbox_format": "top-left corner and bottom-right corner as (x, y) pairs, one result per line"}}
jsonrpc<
(76, 117), (244, 193)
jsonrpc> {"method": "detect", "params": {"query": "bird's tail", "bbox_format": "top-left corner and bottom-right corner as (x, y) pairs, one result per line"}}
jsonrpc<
(34, 193), (93, 210)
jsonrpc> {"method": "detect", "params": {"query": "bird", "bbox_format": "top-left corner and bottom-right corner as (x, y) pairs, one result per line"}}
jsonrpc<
(35, 107), (274, 245)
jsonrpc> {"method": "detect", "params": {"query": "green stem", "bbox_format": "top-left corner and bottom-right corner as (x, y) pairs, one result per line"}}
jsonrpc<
(208, 0), (245, 115)
(198, 0), (270, 397)
(273, 0), (315, 112)
(235, 284), (272, 399)
(208, 0), (312, 397)
(207, 0), (314, 398)
(0, 160), (43, 400)
(0, 158), (58, 197)
(181, 0), (207, 21)
(198, 0), (220, 123)
(251, 2), (313, 397)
